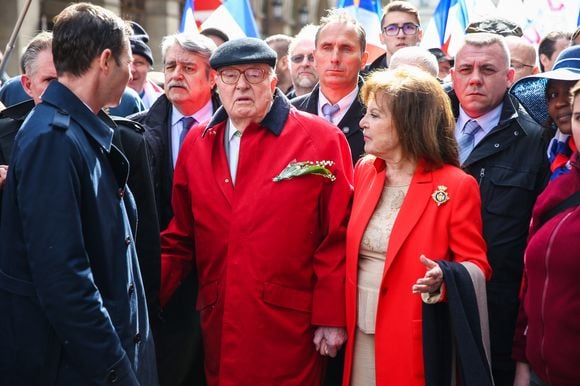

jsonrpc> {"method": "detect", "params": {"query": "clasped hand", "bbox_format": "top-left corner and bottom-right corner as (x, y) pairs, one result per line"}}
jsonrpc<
(313, 326), (347, 358)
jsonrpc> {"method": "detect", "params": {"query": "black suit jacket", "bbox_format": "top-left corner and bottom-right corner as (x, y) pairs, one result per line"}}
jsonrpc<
(291, 78), (365, 165)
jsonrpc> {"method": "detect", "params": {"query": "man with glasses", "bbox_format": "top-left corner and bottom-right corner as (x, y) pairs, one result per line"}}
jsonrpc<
(160, 37), (353, 386)
(287, 24), (319, 99)
(505, 36), (539, 83)
(366, 0), (422, 72)
(130, 32), (220, 386)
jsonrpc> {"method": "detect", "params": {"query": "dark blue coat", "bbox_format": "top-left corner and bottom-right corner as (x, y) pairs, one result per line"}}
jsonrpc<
(0, 81), (157, 385)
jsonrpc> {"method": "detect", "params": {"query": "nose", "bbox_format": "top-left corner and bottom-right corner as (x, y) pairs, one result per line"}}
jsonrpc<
(235, 72), (250, 88)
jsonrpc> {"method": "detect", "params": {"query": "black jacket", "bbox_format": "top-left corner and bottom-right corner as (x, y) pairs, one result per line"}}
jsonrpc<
(0, 100), (161, 319)
(291, 78), (365, 165)
(449, 90), (550, 383)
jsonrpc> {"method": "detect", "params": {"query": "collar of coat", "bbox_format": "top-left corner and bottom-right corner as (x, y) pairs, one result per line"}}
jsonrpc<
(203, 88), (291, 137)
(41, 80), (115, 152)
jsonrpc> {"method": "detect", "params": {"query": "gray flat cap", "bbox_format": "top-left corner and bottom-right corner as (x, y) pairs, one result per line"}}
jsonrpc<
(210, 37), (277, 70)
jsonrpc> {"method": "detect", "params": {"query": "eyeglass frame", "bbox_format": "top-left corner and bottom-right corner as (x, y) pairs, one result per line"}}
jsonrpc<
(510, 60), (535, 70)
(290, 53), (315, 64)
(217, 67), (270, 85)
(382, 22), (421, 36)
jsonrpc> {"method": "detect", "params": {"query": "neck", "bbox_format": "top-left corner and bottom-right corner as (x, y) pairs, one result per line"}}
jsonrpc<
(320, 83), (356, 105)
(384, 157), (417, 186)
(59, 73), (102, 114)
(294, 86), (311, 97)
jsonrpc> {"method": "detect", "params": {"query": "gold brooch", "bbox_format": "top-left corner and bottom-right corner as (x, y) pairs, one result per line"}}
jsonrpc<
(432, 185), (450, 206)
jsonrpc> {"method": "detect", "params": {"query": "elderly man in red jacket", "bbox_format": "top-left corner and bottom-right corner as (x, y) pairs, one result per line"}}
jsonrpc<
(160, 37), (354, 386)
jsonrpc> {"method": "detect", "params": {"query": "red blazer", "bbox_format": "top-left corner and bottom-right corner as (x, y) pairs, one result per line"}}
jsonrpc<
(160, 101), (354, 386)
(343, 156), (491, 386)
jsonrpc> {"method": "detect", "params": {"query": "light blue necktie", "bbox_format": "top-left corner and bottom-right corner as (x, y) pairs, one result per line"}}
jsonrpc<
(322, 103), (340, 123)
(179, 116), (196, 149)
(458, 119), (481, 165)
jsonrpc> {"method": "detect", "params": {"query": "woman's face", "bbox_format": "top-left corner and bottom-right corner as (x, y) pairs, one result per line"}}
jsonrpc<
(359, 95), (402, 161)
(547, 79), (576, 134)
(571, 94), (580, 147)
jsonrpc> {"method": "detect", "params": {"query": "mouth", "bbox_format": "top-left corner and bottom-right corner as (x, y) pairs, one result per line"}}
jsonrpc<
(235, 97), (253, 103)
(556, 112), (572, 124)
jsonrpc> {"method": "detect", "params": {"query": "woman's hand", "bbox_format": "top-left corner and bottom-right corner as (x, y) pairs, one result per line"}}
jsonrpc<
(412, 255), (443, 294)
(313, 326), (347, 357)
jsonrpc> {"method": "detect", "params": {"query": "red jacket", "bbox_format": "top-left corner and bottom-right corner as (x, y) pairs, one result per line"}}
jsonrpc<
(343, 156), (491, 386)
(160, 97), (353, 386)
(513, 153), (580, 386)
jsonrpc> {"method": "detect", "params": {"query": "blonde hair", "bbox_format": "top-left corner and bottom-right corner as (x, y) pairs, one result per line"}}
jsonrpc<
(361, 67), (459, 169)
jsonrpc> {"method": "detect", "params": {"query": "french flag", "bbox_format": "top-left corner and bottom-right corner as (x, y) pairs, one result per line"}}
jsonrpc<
(336, 0), (384, 63)
(421, 0), (469, 56)
(200, 0), (260, 39)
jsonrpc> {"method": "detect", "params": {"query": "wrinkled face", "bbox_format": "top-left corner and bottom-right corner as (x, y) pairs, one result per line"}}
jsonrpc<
(107, 40), (132, 108)
(216, 63), (277, 125)
(547, 79), (576, 134)
(22, 48), (57, 104)
(128, 53), (150, 93)
(360, 96), (401, 160)
(572, 94), (580, 146)
(314, 22), (367, 90)
(451, 43), (514, 118)
(164, 44), (216, 113)
(380, 11), (422, 58)
(289, 39), (318, 90)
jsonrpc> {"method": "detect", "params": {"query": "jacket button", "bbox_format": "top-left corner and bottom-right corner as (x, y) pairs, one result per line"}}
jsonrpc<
(118, 188), (125, 198)
(125, 236), (131, 246)
(224, 178), (230, 183)
(128, 283), (135, 296)
(342, 127), (350, 134)
(134, 332), (141, 344)
(108, 369), (118, 383)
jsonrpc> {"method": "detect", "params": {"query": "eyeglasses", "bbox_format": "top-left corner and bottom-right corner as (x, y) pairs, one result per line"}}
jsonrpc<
(382, 23), (420, 36)
(290, 53), (314, 64)
(510, 61), (534, 70)
(218, 68), (268, 84)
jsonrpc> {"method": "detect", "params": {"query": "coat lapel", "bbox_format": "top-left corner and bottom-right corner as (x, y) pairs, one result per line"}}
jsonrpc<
(383, 163), (433, 276)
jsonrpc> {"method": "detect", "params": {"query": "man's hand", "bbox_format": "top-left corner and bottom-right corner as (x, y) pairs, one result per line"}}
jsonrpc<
(313, 326), (347, 358)
(513, 361), (531, 386)
(412, 255), (443, 294)
(0, 165), (8, 189)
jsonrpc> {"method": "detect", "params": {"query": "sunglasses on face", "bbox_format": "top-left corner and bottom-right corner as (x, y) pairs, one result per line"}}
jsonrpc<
(290, 53), (315, 64)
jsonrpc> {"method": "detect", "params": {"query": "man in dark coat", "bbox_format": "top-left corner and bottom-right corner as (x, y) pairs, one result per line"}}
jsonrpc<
(292, 10), (367, 166)
(449, 33), (550, 386)
(0, 4), (157, 384)
(130, 32), (219, 386)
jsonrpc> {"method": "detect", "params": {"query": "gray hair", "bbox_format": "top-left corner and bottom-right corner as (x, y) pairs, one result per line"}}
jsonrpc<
(20, 31), (53, 75)
(161, 32), (217, 63)
(460, 32), (510, 68)
(390, 46), (439, 78)
(288, 24), (318, 57)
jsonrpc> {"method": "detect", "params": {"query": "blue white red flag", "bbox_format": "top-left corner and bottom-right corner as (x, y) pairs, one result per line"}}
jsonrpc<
(201, 0), (260, 39)
(336, 0), (384, 62)
(180, 0), (198, 34)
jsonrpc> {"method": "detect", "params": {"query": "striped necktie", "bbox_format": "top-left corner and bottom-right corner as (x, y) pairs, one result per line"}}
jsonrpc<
(458, 119), (481, 165)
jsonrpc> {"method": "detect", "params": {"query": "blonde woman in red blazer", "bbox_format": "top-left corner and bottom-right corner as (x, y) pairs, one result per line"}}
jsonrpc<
(342, 67), (492, 386)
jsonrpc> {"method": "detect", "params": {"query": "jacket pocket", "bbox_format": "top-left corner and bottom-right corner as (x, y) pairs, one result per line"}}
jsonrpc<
(263, 282), (312, 313)
(485, 167), (537, 218)
(196, 280), (218, 311)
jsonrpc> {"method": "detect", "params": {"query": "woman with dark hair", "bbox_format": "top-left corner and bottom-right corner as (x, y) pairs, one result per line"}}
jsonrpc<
(512, 81), (580, 386)
(510, 45), (580, 181)
(342, 67), (492, 386)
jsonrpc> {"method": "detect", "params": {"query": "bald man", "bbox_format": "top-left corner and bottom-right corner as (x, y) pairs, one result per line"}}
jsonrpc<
(505, 36), (539, 83)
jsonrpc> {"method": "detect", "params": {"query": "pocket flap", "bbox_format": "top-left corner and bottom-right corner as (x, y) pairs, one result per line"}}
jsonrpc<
(263, 282), (312, 313)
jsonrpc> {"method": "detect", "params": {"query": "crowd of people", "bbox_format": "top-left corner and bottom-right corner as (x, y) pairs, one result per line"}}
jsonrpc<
(0, 1), (579, 386)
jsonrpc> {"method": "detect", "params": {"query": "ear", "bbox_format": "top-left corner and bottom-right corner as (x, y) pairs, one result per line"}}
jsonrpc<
(208, 69), (217, 88)
(270, 74), (278, 92)
(417, 28), (424, 43)
(532, 66), (540, 75)
(539, 53), (549, 70)
(506, 67), (516, 85)
(20, 74), (33, 98)
(99, 49), (114, 73)
(360, 51), (369, 69)
(279, 55), (289, 71)
(379, 31), (386, 46)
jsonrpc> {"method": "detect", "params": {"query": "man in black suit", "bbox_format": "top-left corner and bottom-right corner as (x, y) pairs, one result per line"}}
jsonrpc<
(130, 32), (220, 386)
(292, 9), (368, 165)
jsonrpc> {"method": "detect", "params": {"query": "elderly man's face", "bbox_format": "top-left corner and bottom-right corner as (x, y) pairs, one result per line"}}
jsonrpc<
(216, 63), (277, 125)
(451, 42), (514, 118)
(289, 39), (318, 91)
(21, 48), (57, 105)
(164, 43), (216, 115)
